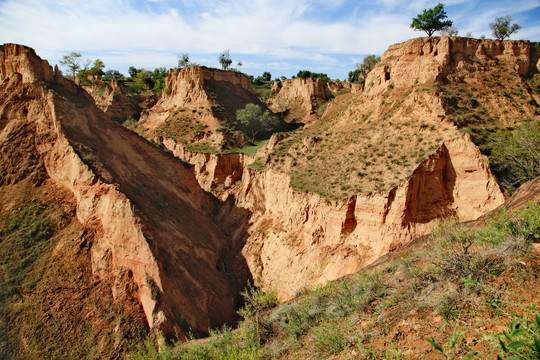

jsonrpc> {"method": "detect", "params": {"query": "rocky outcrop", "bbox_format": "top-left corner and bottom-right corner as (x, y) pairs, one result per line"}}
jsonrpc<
(160, 137), (252, 191)
(140, 66), (262, 150)
(229, 134), (504, 298)
(365, 36), (540, 96)
(85, 79), (144, 122)
(0, 44), (251, 339)
(328, 81), (361, 94)
(0, 43), (56, 83)
(141, 66), (259, 132)
(267, 78), (333, 122)
(160, 66), (253, 109)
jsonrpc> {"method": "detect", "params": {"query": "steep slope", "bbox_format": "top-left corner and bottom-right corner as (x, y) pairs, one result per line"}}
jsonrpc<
(158, 37), (540, 300)
(267, 77), (334, 123)
(0, 44), (253, 349)
(140, 66), (264, 150)
(135, 191), (540, 359)
(83, 78), (148, 123)
(0, 47), (148, 358)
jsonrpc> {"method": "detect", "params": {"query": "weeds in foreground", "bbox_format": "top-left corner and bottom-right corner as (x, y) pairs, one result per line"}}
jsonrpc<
(130, 202), (540, 359)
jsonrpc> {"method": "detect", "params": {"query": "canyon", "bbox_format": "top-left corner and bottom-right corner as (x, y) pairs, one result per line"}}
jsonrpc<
(0, 35), (539, 358)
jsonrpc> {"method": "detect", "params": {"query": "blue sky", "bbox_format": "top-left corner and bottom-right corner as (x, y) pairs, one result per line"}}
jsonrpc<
(1, 0), (539, 80)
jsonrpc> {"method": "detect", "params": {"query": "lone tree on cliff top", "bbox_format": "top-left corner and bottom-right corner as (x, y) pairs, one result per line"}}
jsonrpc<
(59, 52), (82, 78)
(490, 16), (521, 40)
(410, 3), (453, 37)
(218, 49), (233, 70)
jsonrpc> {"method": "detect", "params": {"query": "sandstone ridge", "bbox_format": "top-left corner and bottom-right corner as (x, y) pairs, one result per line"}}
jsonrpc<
(365, 36), (540, 96)
(0, 44), (252, 340)
(267, 77), (333, 122)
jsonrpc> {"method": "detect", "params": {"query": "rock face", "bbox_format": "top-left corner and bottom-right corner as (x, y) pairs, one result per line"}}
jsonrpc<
(161, 137), (251, 191)
(141, 66), (259, 132)
(365, 36), (540, 96)
(267, 78), (333, 122)
(169, 133), (504, 299)
(84, 79), (145, 123)
(0, 39), (515, 348)
(0, 44), (251, 339)
(0, 43), (55, 83)
(140, 66), (263, 150)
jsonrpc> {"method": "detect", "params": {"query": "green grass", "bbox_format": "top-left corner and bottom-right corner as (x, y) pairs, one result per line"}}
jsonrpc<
(247, 159), (266, 171)
(0, 186), (67, 359)
(129, 202), (540, 359)
(224, 140), (268, 156)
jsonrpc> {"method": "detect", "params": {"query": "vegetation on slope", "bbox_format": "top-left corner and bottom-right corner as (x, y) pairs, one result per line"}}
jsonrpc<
(437, 64), (540, 194)
(0, 180), (148, 359)
(265, 87), (456, 200)
(131, 202), (540, 359)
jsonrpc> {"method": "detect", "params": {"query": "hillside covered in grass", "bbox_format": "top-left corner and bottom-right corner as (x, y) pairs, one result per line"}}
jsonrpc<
(131, 188), (540, 359)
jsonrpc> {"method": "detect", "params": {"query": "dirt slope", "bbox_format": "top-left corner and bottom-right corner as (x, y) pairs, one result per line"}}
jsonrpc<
(0, 44), (253, 345)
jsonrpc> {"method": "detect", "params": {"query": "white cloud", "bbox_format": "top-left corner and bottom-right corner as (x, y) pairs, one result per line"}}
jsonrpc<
(0, 0), (539, 79)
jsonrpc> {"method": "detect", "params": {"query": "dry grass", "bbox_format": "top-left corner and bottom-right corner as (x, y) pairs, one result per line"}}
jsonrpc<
(267, 88), (457, 200)
(130, 203), (540, 360)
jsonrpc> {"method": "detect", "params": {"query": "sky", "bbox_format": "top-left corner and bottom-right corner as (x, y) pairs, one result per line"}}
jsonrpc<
(1, 0), (539, 80)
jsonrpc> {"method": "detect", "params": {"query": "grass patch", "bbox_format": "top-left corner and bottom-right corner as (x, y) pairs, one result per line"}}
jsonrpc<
(224, 139), (268, 156)
(129, 202), (540, 359)
(247, 159), (266, 171)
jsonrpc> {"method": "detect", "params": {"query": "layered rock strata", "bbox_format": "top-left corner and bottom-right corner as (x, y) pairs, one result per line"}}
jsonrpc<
(365, 36), (540, 96)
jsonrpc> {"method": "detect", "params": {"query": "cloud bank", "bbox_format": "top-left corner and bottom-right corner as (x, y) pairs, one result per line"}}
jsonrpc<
(1, 0), (539, 79)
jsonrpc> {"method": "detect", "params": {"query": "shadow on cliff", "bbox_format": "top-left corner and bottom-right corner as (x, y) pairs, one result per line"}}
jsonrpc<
(51, 79), (255, 339)
(404, 143), (457, 224)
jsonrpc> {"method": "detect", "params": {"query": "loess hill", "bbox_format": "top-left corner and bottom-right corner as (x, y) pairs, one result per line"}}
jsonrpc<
(0, 35), (539, 359)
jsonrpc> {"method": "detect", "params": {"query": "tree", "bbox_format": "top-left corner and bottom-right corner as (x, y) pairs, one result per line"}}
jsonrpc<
(252, 76), (265, 86)
(177, 53), (190, 68)
(236, 104), (276, 142)
(295, 70), (329, 82)
(152, 67), (168, 92)
(490, 16), (521, 40)
(104, 70), (125, 80)
(410, 3), (453, 37)
(135, 70), (154, 89)
(218, 49), (233, 70)
(490, 122), (539, 192)
(350, 55), (381, 83)
(59, 52), (82, 78)
(91, 58), (105, 77)
(348, 69), (360, 83)
(128, 66), (142, 81)
(441, 25), (458, 36)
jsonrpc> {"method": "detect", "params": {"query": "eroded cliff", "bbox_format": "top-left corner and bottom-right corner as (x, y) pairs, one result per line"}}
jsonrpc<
(2, 37), (533, 355)
(156, 37), (533, 299)
(164, 131), (504, 299)
(267, 77), (334, 123)
(365, 36), (539, 95)
(0, 44), (252, 345)
(140, 66), (263, 150)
